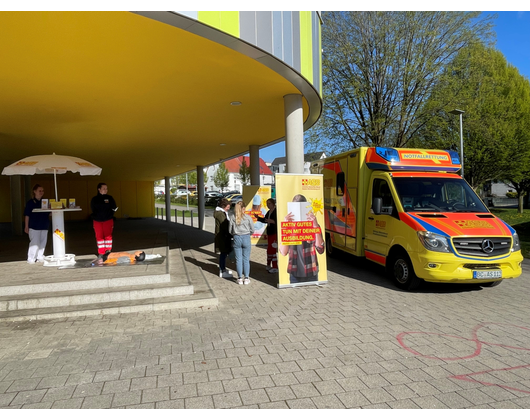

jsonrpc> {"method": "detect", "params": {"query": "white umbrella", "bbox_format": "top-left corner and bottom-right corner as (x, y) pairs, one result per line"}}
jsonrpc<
(2, 153), (102, 201)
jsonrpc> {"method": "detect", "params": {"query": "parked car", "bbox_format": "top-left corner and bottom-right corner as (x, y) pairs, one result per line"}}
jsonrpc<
(205, 191), (222, 198)
(205, 191), (223, 206)
(227, 194), (243, 203)
(221, 190), (240, 197)
(174, 189), (190, 197)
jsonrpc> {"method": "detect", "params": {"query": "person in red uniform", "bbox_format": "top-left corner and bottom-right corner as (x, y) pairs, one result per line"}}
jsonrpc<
(91, 183), (117, 258)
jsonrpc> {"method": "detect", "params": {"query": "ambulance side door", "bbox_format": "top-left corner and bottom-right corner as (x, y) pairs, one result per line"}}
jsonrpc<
(364, 177), (400, 265)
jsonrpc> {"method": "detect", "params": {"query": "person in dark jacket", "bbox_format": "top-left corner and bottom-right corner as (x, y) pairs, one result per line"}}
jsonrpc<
(214, 198), (233, 278)
(91, 183), (117, 258)
(24, 184), (50, 264)
(257, 198), (278, 273)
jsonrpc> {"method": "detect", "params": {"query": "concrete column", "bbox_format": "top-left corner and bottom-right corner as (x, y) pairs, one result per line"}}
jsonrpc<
(249, 145), (260, 186)
(284, 94), (304, 174)
(197, 166), (205, 230)
(10, 175), (23, 235)
(164, 176), (171, 222)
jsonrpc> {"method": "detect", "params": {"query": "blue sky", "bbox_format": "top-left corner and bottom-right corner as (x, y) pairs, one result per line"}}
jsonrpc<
(259, 11), (530, 163)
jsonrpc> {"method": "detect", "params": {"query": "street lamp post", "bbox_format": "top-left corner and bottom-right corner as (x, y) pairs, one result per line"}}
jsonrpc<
(449, 109), (465, 178)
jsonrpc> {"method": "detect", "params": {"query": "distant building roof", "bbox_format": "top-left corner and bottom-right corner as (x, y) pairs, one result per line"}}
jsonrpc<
(224, 156), (273, 176)
(271, 152), (326, 166)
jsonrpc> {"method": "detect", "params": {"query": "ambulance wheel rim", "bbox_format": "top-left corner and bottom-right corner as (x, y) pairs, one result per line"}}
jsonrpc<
(394, 259), (409, 284)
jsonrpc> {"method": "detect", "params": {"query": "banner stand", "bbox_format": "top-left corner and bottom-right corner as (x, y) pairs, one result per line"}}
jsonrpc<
(242, 185), (272, 247)
(278, 281), (327, 289)
(275, 173), (327, 288)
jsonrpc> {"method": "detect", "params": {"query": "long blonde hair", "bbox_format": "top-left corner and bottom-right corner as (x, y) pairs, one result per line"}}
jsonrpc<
(234, 201), (246, 225)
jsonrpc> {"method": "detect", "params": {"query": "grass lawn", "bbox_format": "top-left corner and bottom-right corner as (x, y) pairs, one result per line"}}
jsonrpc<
(490, 208), (530, 259)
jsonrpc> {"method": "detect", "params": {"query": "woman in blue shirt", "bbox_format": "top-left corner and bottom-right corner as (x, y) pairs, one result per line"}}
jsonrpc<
(24, 184), (50, 264)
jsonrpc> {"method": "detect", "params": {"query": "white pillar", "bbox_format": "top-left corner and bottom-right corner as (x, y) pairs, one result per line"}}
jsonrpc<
(197, 166), (205, 230)
(249, 145), (260, 185)
(284, 94), (305, 174)
(51, 211), (66, 258)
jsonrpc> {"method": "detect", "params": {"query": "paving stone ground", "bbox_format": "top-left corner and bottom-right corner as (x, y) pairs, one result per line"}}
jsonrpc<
(1, 217), (530, 409)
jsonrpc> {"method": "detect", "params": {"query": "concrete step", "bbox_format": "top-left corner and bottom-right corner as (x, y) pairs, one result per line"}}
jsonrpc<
(0, 273), (171, 296)
(0, 290), (218, 322)
(0, 282), (194, 311)
(0, 238), (219, 322)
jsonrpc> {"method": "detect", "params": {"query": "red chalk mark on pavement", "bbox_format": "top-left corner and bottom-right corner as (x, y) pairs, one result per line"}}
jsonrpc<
(397, 322), (530, 394)
(450, 365), (530, 395)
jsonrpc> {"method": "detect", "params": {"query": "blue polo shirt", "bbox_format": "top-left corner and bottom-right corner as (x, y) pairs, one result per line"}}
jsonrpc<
(24, 199), (50, 230)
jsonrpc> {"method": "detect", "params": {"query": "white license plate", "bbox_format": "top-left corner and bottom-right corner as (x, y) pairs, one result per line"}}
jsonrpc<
(473, 270), (502, 279)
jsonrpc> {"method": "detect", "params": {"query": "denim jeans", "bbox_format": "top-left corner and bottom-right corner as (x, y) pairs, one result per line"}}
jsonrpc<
(233, 234), (251, 278)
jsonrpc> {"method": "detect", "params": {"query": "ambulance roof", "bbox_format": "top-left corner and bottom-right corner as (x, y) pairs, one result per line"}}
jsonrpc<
(365, 147), (461, 173)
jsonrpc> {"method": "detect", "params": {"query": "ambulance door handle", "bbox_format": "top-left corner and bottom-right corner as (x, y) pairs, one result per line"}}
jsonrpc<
(368, 217), (374, 220)
(342, 209), (345, 217)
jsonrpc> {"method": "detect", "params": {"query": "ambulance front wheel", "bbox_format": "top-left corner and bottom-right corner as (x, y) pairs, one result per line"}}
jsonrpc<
(389, 251), (421, 291)
(482, 280), (503, 287)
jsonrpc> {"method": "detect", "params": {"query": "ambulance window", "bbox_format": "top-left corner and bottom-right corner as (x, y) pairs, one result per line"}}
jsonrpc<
(373, 179), (395, 216)
(336, 172), (345, 196)
(446, 183), (464, 203)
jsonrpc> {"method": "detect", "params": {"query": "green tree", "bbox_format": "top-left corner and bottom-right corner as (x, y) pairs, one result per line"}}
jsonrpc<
(239, 158), (251, 186)
(306, 11), (495, 155)
(416, 43), (530, 195)
(506, 173), (530, 213)
(213, 163), (230, 192)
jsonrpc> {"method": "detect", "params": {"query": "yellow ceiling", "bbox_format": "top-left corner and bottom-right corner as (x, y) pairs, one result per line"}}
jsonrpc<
(0, 11), (311, 181)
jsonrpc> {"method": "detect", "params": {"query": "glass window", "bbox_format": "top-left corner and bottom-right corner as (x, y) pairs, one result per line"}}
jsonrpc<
(393, 177), (488, 213)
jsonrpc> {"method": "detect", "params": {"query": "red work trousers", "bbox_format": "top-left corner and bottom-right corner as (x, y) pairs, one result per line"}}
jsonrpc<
(93, 219), (114, 255)
(266, 233), (278, 269)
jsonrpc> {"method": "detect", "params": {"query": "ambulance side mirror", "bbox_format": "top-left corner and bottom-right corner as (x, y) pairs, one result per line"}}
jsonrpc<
(373, 197), (382, 215)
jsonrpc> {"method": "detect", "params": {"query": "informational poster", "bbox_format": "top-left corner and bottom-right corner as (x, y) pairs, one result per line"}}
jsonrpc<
(242, 185), (272, 246)
(276, 174), (327, 288)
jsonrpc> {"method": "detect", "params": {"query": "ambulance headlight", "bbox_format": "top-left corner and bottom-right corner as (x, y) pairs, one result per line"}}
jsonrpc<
(417, 231), (450, 253)
(512, 232), (521, 252)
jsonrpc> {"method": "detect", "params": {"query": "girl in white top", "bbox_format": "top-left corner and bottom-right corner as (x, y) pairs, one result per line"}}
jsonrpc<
(229, 200), (255, 285)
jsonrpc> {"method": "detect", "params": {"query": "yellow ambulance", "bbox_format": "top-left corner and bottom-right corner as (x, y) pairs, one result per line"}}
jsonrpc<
(312, 147), (523, 290)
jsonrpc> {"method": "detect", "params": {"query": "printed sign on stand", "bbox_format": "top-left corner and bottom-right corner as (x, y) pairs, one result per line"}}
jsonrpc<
(275, 174), (327, 288)
(242, 185), (272, 246)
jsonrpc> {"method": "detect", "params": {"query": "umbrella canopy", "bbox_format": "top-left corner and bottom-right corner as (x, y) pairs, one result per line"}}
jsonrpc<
(2, 153), (102, 201)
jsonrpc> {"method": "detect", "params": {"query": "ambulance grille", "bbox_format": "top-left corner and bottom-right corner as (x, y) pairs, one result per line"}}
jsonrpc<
(452, 237), (512, 257)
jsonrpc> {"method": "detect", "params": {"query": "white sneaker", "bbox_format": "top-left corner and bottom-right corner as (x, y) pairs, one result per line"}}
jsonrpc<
(243, 277), (250, 285)
(27, 260), (35, 264)
(268, 268), (278, 274)
(37, 258), (45, 263)
(266, 266), (272, 272)
(237, 278), (244, 285)
(220, 269), (233, 278)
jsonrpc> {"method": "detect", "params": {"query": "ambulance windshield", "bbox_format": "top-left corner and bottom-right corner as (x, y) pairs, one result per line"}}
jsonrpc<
(392, 177), (489, 213)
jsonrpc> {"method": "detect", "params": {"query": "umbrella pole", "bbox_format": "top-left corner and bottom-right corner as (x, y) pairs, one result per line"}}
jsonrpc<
(54, 169), (58, 202)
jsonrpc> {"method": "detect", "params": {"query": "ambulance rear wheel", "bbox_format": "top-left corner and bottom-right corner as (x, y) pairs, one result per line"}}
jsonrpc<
(390, 252), (421, 291)
(325, 233), (335, 258)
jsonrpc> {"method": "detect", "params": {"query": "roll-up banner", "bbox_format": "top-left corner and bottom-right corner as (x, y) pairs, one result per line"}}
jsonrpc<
(242, 185), (272, 246)
(275, 174), (327, 288)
